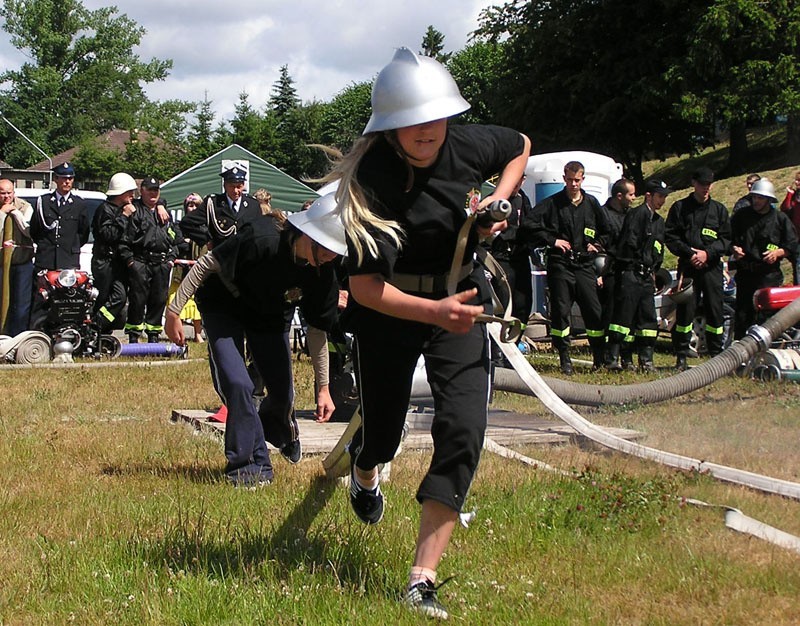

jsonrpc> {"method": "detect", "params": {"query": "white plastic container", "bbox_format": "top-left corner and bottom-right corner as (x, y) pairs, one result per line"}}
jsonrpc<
(522, 151), (624, 205)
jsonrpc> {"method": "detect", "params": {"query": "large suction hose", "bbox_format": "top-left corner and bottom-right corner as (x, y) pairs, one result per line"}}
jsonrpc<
(493, 297), (800, 406)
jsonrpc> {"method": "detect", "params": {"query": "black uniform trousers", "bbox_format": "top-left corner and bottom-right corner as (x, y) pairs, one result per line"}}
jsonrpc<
(671, 264), (725, 357)
(607, 271), (658, 350)
(0, 261), (33, 336)
(125, 260), (171, 336)
(733, 269), (782, 340)
(495, 256), (533, 323)
(202, 308), (307, 478)
(546, 260), (604, 351)
(351, 314), (489, 513)
(91, 256), (128, 331)
(599, 272), (617, 334)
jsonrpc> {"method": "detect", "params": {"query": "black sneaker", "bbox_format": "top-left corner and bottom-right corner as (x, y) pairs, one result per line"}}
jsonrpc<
(404, 579), (450, 620)
(280, 439), (302, 464)
(349, 466), (384, 525)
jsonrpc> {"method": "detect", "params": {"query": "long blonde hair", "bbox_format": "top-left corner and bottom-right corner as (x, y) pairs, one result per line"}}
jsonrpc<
(254, 188), (286, 223)
(313, 135), (404, 266)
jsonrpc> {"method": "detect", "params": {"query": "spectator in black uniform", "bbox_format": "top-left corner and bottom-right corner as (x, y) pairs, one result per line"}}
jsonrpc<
(166, 193), (344, 487)
(732, 173), (761, 213)
(730, 179), (797, 339)
(29, 162), (90, 329)
(91, 172), (137, 331)
(606, 179), (670, 372)
(120, 176), (180, 343)
(529, 161), (608, 374)
(326, 47), (530, 619)
(665, 167), (731, 370)
(482, 173), (535, 323)
(599, 178), (636, 366)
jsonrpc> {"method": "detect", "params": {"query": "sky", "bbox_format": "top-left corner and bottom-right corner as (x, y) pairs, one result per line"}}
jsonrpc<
(0, 0), (501, 124)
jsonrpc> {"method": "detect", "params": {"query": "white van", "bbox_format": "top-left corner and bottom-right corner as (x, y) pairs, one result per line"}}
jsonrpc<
(14, 188), (107, 273)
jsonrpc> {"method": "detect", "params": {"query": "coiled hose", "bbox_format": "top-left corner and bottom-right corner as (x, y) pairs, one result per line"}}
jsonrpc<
(493, 296), (800, 406)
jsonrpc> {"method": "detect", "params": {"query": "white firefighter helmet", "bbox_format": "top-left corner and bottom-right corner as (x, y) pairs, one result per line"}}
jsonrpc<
(286, 192), (346, 256)
(363, 47), (470, 134)
(750, 179), (777, 202)
(106, 172), (137, 197)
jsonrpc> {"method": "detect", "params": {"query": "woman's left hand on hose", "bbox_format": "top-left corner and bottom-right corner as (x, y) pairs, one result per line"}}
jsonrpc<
(476, 219), (508, 239)
(165, 310), (185, 346)
(435, 288), (484, 334)
(315, 385), (336, 423)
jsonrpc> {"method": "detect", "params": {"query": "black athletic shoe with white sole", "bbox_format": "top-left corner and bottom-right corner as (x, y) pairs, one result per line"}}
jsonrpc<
(404, 579), (451, 620)
(349, 467), (384, 524)
(280, 439), (302, 464)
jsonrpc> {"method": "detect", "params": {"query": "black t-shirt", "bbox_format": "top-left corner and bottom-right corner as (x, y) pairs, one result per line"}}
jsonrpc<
(210, 218), (339, 332)
(346, 124), (526, 281)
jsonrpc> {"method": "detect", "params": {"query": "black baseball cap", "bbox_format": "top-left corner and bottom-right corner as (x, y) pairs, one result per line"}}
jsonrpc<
(141, 176), (160, 189)
(645, 179), (672, 196)
(691, 167), (714, 184)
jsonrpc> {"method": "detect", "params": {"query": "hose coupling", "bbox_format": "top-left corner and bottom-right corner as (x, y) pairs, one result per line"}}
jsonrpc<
(745, 324), (771, 351)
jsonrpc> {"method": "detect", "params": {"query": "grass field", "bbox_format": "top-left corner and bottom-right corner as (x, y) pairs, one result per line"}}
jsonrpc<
(2, 127), (799, 624)
(1, 349), (799, 625)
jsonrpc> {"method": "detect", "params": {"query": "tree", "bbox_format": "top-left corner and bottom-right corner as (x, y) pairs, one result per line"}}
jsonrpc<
(668, 0), (797, 173)
(187, 96), (216, 162)
(446, 41), (505, 125)
(123, 133), (187, 182)
(318, 81), (373, 151)
(476, 0), (709, 186)
(231, 92), (266, 154)
(268, 65), (300, 118)
(420, 26), (450, 63)
(71, 138), (123, 183)
(0, 0), (173, 166)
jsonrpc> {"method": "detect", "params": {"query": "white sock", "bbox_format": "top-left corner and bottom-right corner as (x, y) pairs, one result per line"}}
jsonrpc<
(353, 467), (379, 491)
(408, 566), (437, 589)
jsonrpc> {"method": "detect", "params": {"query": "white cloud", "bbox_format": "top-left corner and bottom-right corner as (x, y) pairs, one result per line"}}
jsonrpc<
(0, 0), (498, 122)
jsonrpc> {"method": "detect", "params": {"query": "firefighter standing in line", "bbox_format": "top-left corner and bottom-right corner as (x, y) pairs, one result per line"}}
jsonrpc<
(606, 179), (671, 372)
(599, 178), (637, 366)
(729, 179), (797, 339)
(529, 161), (609, 374)
(665, 166), (731, 370)
(91, 172), (137, 332)
(120, 176), (180, 343)
(29, 162), (90, 330)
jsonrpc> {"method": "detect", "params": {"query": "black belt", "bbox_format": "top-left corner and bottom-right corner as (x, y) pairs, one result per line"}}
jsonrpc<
(136, 250), (169, 264)
(389, 264), (472, 294)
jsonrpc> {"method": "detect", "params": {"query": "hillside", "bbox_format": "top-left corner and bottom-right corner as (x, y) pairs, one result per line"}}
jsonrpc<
(642, 126), (798, 208)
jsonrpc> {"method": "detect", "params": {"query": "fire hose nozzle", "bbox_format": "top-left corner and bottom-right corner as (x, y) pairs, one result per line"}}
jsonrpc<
(476, 199), (512, 227)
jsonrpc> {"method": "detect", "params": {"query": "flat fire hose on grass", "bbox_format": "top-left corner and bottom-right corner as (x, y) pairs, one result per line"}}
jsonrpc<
(487, 321), (800, 553)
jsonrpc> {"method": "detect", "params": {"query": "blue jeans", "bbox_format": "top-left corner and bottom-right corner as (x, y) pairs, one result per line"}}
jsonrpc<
(0, 261), (33, 336)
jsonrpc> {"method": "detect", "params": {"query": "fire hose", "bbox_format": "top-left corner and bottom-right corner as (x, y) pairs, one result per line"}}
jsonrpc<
(492, 296), (800, 407)
(487, 315), (800, 551)
(1, 221), (13, 333)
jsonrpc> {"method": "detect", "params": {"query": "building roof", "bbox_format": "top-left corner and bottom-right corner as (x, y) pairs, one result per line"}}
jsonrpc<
(27, 129), (165, 171)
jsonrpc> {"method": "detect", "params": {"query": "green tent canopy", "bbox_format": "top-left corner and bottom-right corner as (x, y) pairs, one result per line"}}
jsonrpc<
(160, 144), (319, 218)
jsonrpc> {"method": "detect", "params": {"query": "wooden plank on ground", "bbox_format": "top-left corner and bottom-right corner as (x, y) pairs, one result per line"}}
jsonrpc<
(170, 407), (642, 455)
